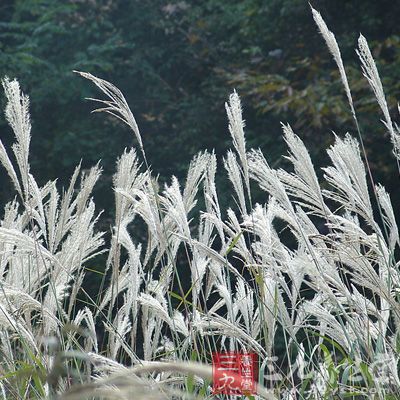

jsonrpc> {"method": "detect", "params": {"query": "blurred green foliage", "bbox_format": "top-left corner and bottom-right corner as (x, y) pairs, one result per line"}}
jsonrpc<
(1, 0), (400, 221)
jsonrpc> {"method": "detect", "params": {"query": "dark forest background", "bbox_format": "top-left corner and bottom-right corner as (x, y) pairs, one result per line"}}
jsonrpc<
(1, 0), (400, 248)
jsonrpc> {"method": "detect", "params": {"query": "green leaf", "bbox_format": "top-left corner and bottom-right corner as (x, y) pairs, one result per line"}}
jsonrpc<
(225, 231), (243, 256)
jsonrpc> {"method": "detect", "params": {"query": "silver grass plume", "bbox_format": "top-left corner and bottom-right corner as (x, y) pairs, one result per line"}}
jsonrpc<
(225, 91), (250, 199)
(278, 123), (328, 216)
(356, 35), (400, 157)
(203, 152), (226, 248)
(0, 141), (21, 198)
(234, 278), (255, 335)
(224, 150), (247, 215)
(73, 307), (98, 353)
(162, 177), (190, 239)
(1, 77), (31, 198)
(75, 71), (145, 157)
(183, 150), (210, 212)
(107, 148), (143, 315)
(198, 314), (266, 355)
(113, 148), (142, 225)
(376, 184), (399, 252)
(54, 164), (82, 250)
(323, 134), (374, 225)
(311, 7), (355, 118)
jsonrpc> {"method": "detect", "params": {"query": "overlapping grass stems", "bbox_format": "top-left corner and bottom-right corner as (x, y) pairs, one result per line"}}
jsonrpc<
(1, 6), (400, 399)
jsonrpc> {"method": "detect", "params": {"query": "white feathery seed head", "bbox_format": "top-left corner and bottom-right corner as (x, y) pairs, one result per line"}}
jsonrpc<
(356, 35), (400, 157)
(75, 71), (144, 153)
(311, 6), (354, 116)
(225, 91), (250, 196)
